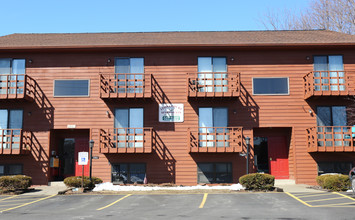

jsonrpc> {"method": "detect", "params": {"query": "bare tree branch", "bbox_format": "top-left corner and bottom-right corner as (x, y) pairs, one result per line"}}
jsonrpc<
(259, 0), (355, 34)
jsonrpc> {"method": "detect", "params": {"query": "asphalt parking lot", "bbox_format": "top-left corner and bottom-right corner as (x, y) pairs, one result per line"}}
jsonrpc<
(0, 192), (354, 220)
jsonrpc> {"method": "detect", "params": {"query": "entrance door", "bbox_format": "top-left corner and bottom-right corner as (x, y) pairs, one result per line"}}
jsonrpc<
(60, 137), (90, 178)
(268, 136), (289, 179)
(61, 138), (75, 178)
(74, 137), (90, 176)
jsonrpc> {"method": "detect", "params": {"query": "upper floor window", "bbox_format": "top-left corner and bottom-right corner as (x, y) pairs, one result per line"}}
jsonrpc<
(199, 107), (228, 147)
(253, 77), (289, 95)
(316, 106), (347, 127)
(0, 109), (23, 149)
(314, 55), (343, 71)
(0, 59), (25, 75)
(115, 58), (144, 73)
(115, 58), (144, 93)
(313, 55), (344, 91)
(114, 108), (144, 148)
(53, 80), (90, 97)
(197, 57), (227, 92)
(0, 59), (26, 95)
(198, 57), (227, 72)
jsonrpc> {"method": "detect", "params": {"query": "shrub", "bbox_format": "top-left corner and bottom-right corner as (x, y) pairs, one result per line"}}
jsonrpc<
(239, 173), (275, 191)
(316, 174), (350, 191)
(0, 175), (32, 191)
(64, 176), (103, 188)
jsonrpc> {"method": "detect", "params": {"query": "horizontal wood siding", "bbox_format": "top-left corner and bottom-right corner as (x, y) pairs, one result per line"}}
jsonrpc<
(0, 48), (353, 185)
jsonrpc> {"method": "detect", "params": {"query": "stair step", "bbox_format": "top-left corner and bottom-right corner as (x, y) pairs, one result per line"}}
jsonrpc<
(274, 179), (296, 185)
(48, 181), (66, 187)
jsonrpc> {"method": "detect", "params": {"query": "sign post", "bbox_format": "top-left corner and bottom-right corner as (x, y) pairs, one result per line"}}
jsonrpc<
(78, 152), (88, 189)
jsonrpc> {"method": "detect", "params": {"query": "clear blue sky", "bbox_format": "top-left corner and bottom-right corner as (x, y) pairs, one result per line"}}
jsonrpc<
(0, 0), (310, 36)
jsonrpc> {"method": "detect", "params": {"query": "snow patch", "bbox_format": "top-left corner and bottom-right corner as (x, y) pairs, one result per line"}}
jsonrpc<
(93, 182), (245, 192)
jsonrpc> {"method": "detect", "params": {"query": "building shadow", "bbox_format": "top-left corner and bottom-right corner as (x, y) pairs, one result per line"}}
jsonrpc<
(239, 83), (259, 127)
(29, 80), (55, 130)
(24, 131), (50, 185)
(152, 130), (176, 183)
(151, 75), (175, 131)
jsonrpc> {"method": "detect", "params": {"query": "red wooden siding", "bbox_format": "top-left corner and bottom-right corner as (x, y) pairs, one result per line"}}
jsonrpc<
(0, 48), (353, 185)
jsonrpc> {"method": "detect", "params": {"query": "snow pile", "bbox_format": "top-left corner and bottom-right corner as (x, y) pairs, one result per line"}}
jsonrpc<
(93, 182), (245, 192)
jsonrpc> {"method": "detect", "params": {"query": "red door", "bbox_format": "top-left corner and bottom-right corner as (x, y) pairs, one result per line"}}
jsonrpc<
(74, 138), (90, 176)
(268, 136), (289, 179)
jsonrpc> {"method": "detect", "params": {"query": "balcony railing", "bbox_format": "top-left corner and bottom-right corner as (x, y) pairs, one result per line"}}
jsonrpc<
(188, 127), (243, 153)
(303, 71), (355, 99)
(187, 72), (240, 98)
(100, 73), (152, 99)
(99, 128), (153, 153)
(0, 74), (35, 100)
(0, 129), (31, 154)
(306, 126), (355, 152)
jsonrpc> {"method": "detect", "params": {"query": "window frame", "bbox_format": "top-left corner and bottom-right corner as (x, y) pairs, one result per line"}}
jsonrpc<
(0, 58), (26, 75)
(114, 57), (145, 73)
(313, 54), (344, 71)
(0, 109), (23, 129)
(111, 163), (146, 184)
(197, 162), (232, 184)
(53, 79), (90, 97)
(197, 56), (228, 72)
(316, 105), (347, 126)
(252, 77), (290, 96)
(0, 164), (23, 176)
(317, 161), (352, 175)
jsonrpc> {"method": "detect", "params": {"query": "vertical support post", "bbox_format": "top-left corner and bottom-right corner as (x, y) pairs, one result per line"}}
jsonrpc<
(89, 140), (94, 182)
(245, 136), (250, 175)
(81, 165), (84, 189)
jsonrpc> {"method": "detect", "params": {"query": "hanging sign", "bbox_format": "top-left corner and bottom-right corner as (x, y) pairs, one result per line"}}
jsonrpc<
(159, 104), (184, 122)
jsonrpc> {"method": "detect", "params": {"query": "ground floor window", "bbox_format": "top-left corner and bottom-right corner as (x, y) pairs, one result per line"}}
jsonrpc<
(197, 162), (232, 184)
(0, 164), (22, 176)
(317, 162), (352, 175)
(112, 163), (146, 184)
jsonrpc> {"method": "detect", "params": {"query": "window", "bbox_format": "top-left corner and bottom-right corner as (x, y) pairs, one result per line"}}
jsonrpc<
(114, 108), (144, 148)
(198, 57), (227, 92)
(53, 80), (89, 97)
(112, 163), (146, 184)
(0, 109), (23, 149)
(115, 58), (144, 93)
(0, 59), (25, 95)
(313, 55), (344, 91)
(199, 107), (228, 147)
(317, 106), (347, 127)
(316, 106), (348, 147)
(0, 164), (23, 176)
(197, 162), (232, 184)
(253, 78), (289, 95)
(317, 162), (352, 175)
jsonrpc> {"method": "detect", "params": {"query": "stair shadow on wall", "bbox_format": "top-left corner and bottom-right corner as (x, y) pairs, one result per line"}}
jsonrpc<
(152, 130), (176, 184)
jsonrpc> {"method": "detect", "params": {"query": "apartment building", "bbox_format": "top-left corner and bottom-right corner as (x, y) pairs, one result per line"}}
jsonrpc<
(0, 30), (354, 185)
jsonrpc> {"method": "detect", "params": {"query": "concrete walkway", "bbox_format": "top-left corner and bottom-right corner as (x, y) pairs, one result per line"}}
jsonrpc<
(24, 182), (322, 196)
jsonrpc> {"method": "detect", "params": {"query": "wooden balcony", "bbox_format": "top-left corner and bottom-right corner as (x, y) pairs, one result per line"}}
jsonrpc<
(99, 128), (153, 153)
(303, 71), (355, 99)
(0, 74), (35, 100)
(100, 73), (152, 99)
(0, 129), (31, 154)
(307, 126), (355, 152)
(187, 72), (240, 98)
(188, 127), (243, 153)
